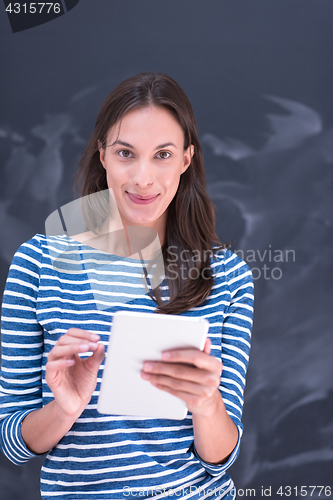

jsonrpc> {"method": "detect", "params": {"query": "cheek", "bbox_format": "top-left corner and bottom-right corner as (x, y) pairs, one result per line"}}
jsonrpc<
(106, 168), (124, 186)
(161, 167), (183, 187)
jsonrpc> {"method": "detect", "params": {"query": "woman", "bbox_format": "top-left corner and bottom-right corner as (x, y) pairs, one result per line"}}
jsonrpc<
(0, 72), (254, 499)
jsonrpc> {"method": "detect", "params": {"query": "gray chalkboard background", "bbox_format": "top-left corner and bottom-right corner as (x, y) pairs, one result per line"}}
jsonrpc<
(1, 1), (333, 498)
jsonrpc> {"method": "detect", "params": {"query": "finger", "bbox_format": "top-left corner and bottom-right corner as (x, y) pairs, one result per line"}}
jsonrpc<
(45, 357), (77, 387)
(151, 383), (220, 414)
(142, 361), (213, 385)
(149, 382), (192, 405)
(46, 358), (75, 373)
(47, 342), (99, 362)
(148, 374), (216, 399)
(142, 362), (195, 381)
(161, 348), (220, 371)
(57, 329), (100, 345)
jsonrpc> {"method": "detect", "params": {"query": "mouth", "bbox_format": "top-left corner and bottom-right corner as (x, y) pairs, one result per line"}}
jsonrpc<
(126, 192), (159, 205)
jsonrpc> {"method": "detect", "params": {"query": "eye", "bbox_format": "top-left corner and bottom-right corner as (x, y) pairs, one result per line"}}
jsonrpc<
(118, 149), (134, 158)
(156, 151), (171, 159)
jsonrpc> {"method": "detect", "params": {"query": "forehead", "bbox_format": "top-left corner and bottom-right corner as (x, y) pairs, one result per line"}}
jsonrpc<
(107, 106), (184, 143)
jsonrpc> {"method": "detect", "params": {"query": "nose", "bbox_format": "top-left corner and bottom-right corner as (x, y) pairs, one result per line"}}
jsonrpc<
(132, 159), (155, 187)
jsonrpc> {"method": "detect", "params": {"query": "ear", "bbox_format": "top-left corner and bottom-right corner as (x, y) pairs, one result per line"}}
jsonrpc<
(182, 144), (194, 174)
(98, 140), (106, 169)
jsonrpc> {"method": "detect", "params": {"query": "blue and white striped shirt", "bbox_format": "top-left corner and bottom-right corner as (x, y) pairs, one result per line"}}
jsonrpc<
(0, 234), (254, 499)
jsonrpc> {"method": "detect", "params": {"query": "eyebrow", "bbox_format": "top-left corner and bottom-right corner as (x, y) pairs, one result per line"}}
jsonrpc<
(107, 140), (177, 149)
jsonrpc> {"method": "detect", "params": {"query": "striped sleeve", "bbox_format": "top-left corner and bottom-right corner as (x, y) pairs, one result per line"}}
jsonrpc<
(193, 249), (254, 476)
(0, 236), (44, 465)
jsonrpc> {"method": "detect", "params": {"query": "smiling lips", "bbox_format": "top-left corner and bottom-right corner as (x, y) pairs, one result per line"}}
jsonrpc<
(126, 192), (159, 205)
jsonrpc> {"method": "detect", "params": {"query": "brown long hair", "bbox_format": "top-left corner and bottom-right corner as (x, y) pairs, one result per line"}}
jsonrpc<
(75, 72), (225, 314)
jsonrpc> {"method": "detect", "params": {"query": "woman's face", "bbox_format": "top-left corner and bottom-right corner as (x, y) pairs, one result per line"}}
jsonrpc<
(99, 106), (194, 244)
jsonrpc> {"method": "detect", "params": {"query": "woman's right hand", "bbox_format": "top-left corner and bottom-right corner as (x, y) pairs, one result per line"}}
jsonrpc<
(45, 328), (105, 420)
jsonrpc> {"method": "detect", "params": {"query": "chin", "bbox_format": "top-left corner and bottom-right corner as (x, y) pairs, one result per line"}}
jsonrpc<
(124, 213), (156, 226)
(130, 218), (156, 226)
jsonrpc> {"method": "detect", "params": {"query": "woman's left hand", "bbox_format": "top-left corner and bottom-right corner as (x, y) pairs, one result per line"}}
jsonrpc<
(141, 338), (222, 417)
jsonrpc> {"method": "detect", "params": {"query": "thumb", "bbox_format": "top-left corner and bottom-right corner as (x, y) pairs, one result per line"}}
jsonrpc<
(84, 343), (105, 374)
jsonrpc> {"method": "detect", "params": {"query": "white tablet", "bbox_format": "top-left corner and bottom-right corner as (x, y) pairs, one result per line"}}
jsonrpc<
(97, 311), (209, 420)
